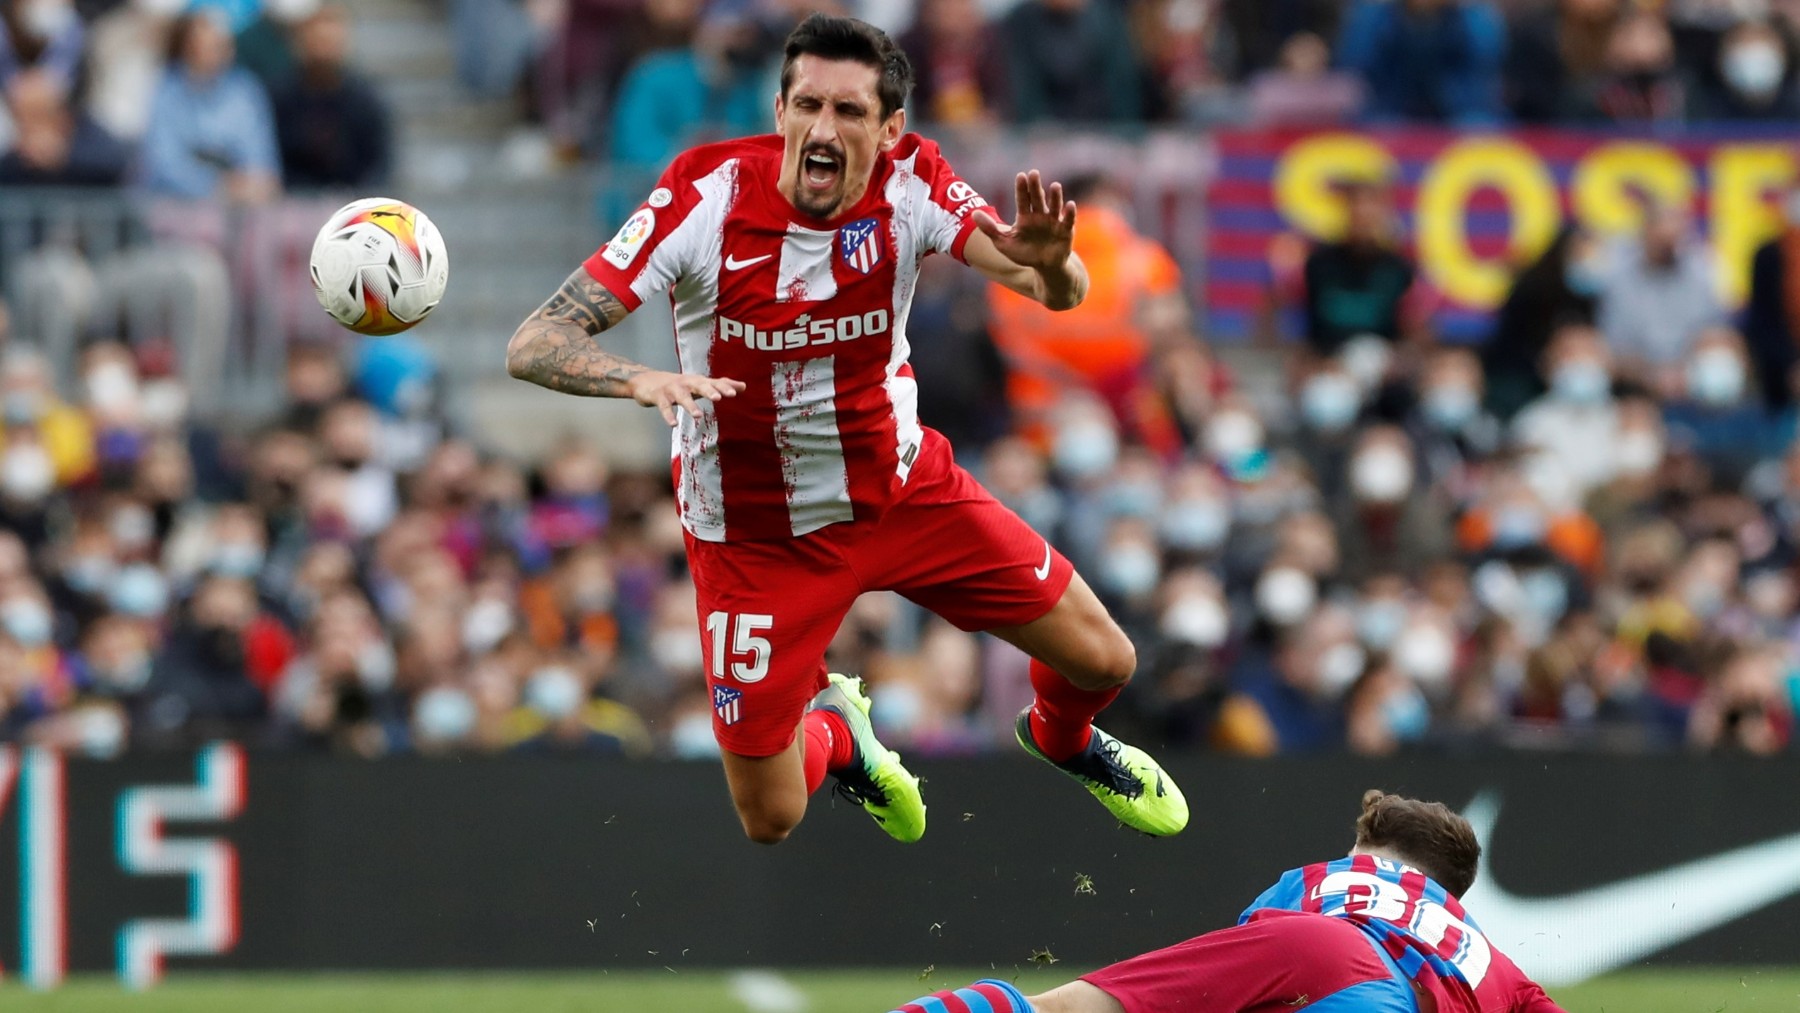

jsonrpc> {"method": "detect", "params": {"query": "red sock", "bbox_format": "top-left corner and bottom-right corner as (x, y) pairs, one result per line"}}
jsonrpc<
(1028, 659), (1121, 762)
(801, 708), (855, 794)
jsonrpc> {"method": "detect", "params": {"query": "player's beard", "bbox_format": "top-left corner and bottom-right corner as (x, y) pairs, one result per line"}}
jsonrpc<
(792, 183), (841, 219)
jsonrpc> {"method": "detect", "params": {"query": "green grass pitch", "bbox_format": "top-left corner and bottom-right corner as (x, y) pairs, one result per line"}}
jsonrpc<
(2, 968), (1795, 1011)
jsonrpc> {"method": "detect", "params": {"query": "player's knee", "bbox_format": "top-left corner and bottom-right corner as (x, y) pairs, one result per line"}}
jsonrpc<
(1087, 629), (1137, 690)
(738, 805), (804, 845)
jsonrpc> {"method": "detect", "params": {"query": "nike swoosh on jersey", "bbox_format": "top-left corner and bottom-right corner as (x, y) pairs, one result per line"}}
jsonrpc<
(724, 253), (773, 271)
(1033, 542), (1052, 581)
(1459, 791), (1800, 987)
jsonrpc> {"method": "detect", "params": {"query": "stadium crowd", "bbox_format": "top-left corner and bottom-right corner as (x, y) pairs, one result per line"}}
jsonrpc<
(1, 0), (1799, 759)
(462, 0), (1800, 164)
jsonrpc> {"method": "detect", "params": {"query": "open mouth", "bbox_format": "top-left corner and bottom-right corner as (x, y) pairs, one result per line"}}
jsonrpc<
(802, 150), (842, 193)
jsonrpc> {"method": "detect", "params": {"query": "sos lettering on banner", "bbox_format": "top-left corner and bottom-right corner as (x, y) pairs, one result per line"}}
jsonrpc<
(1206, 129), (1799, 340)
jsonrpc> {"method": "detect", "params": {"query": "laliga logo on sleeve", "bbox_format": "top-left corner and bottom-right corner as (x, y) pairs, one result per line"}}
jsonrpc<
(602, 209), (656, 269)
(839, 218), (883, 275)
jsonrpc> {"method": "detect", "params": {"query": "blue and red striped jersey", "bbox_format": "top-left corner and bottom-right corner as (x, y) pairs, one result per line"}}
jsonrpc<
(1242, 855), (1565, 1013)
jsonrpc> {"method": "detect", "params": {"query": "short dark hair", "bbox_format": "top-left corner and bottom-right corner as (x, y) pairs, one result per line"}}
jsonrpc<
(1353, 789), (1481, 898)
(780, 14), (913, 119)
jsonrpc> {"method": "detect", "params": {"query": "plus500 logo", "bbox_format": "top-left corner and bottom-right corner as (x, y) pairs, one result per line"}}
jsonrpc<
(719, 309), (890, 351)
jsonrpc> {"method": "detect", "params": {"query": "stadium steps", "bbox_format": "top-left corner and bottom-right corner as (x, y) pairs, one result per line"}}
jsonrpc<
(326, 0), (673, 460)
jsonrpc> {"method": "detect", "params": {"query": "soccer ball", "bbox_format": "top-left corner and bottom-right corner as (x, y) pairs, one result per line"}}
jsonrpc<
(309, 197), (449, 336)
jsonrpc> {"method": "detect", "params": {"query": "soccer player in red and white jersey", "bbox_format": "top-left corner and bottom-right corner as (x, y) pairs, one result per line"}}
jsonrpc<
(886, 791), (1569, 1013)
(505, 14), (1187, 845)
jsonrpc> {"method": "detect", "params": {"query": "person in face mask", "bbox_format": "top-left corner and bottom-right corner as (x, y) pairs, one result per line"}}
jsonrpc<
(1156, 569), (1231, 651)
(0, 346), (96, 489)
(1345, 659), (1431, 755)
(1049, 397), (1122, 483)
(1226, 604), (1357, 753)
(1096, 519), (1164, 611)
(1296, 363), (1363, 437)
(510, 662), (654, 756)
(1337, 426), (1452, 580)
(1700, 18), (1800, 119)
(1664, 327), (1779, 488)
(1512, 325), (1626, 503)
(1158, 464), (1232, 556)
(1484, 227), (1603, 420)
(1413, 348), (1489, 439)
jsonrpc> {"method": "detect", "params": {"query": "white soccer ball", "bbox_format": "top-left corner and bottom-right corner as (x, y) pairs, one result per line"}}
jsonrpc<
(309, 197), (449, 335)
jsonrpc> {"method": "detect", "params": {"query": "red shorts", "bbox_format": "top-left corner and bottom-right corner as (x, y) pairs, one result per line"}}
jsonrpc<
(684, 430), (1074, 757)
(1082, 911), (1417, 1013)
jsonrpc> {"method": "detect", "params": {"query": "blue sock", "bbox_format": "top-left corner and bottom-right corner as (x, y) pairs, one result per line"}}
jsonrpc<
(889, 977), (1032, 1012)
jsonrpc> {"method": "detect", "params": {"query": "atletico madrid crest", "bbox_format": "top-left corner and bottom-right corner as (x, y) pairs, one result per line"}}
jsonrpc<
(839, 218), (883, 275)
(713, 684), (743, 726)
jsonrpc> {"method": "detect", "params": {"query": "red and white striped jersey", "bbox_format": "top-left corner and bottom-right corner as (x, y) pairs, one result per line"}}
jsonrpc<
(583, 133), (990, 542)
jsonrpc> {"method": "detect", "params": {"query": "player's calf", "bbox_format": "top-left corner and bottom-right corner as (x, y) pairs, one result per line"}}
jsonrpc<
(721, 745), (811, 845)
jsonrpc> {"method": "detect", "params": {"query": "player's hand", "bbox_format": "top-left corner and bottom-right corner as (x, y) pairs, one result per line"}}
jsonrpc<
(971, 170), (1076, 274)
(627, 370), (747, 425)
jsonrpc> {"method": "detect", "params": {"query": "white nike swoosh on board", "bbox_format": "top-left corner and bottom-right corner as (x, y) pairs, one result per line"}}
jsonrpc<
(1460, 791), (1800, 986)
(724, 254), (772, 270)
(1033, 542), (1052, 581)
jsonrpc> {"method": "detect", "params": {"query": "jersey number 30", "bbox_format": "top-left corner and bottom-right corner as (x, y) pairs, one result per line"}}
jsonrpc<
(706, 612), (773, 683)
(1313, 869), (1493, 987)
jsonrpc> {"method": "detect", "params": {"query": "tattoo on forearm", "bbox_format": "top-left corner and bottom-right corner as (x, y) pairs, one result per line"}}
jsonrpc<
(506, 270), (646, 397)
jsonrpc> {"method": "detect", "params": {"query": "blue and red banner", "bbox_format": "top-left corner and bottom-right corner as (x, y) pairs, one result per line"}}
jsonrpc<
(1206, 128), (1800, 342)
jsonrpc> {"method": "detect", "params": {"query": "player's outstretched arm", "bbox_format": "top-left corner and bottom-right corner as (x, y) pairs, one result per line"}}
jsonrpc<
(963, 169), (1089, 312)
(505, 268), (745, 424)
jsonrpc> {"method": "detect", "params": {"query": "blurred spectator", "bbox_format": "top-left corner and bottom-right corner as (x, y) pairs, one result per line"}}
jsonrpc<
(0, 67), (128, 185)
(84, 0), (182, 142)
(141, 575), (282, 742)
(1300, 179), (1427, 357)
(1579, 9), (1687, 123)
(141, 10), (281, 201)
(1688, 643), (1794, 755)
(235, 0), (319, 91)
(1004, 0), (1144, 124)
(1505, 0), (1622, 123)
(548, 0), (703, 157)
(1744, 185), (1800, 409)
(1131, 0), (1226, 122)
(1336, 0), (1506, 124)
(1512, 325), (1622, 505)
(1597, 203), (1724, 387)
(1246, 31), (1366, 126)
(1225, 603), (1357, 753)
(1220, 0), (1342, 80)
(273, 3), (391, 191)
(607, 17), (765, 177)
(899, 0), (1010, 126)
(1692, 17), (1800, 119)
(2, 345), (95, 488)
(1663, 327), (1790, 486)
(1484, 227), (1603, 420)
(987, 175), (1187, 440)
(0, 0), (83, 92)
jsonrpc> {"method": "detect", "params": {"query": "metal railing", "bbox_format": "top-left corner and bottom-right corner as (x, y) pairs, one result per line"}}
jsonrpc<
(0, 190), (353, 419)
